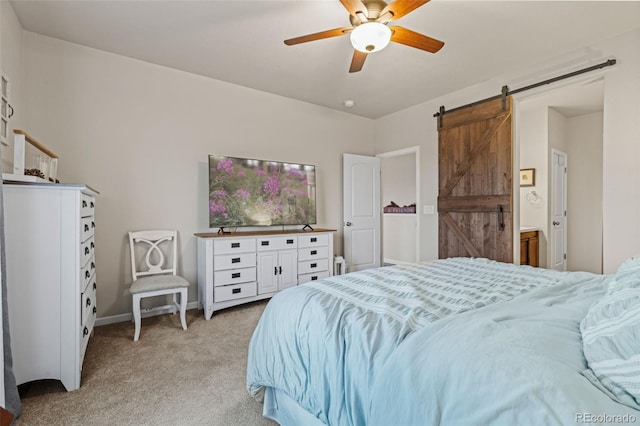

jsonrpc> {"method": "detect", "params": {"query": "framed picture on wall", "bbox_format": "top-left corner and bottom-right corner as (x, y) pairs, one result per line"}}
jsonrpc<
(520, 168), (535, 187)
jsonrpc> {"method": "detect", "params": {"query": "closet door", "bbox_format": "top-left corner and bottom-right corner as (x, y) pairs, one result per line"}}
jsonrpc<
(437, 97), (513, 262)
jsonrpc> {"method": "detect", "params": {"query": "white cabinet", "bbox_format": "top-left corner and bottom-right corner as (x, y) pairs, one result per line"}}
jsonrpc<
(3, 183), (98, 391)
(196, 229), (335, 320)
(257, 235), (298, 294)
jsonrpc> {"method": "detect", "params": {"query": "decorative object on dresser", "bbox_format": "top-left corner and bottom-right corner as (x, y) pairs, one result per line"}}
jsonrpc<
(3, 182), (98, 391)
(196, 229), (335, 320)
(2, 130), (59, 183)
(128, 230), (189, 341)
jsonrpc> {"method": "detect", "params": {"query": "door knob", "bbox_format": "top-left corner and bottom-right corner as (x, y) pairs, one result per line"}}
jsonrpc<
(345, 222), (352, 226)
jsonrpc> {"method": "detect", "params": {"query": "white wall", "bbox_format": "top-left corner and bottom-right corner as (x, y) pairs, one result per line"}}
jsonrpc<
(567, 111), (603, 273)
(376, 29), (640, 272)
(518, 107), (548, 268)
(18, 32), (375, 318)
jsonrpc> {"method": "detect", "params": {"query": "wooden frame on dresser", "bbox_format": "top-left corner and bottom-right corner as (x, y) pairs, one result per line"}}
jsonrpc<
(195, 228), (335, 320)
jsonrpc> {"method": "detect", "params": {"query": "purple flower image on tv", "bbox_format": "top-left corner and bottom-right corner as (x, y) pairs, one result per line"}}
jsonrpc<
(208, 155), (316, 227)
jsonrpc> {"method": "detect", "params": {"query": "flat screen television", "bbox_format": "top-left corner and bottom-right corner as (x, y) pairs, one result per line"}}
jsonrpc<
(209, 155), (317, 228)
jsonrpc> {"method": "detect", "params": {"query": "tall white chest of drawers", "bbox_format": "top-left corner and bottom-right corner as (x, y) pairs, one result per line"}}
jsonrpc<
(3, 182), (98, 391)
(196, 229), (335, 320)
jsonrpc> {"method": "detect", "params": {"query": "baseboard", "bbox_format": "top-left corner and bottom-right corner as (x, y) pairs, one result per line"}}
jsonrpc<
(95, 301), (200, 326)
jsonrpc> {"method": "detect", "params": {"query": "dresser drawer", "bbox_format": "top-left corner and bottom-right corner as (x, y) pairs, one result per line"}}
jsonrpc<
(256, 236), (298, 251)
(81, 276), (97, 327)
(213, 238), (256, 255)
(214, 282), (257, 303)
(298, 234), (328, 248)
(81, 236), (95, 267)
(80, 194), (95, 217)
(213, 267), (256, 287)
(81, 256), (96, 291)
(298, 258), (329, 275)
(298, 270), (330, 284)
(298, 246), (328, 261)
(81, 216), (95, 242)
(213, 253), (256, 271)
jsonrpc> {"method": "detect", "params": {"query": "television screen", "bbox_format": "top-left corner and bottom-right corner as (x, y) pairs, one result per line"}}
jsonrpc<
(209, 155), (317, 228)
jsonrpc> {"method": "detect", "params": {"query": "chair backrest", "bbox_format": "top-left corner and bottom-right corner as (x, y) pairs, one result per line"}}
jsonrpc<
(128, 230), (179, 282)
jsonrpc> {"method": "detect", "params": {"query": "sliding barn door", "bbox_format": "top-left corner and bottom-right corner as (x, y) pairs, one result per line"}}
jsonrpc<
(437, 97), (513, 262)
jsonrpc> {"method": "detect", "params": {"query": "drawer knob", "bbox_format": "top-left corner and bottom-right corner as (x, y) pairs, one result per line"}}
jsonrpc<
(83, 327), (89, 337)
(85, 271), (90, 279)
(231, 242), (240, 248)
(286, 239), (294, 244)
(84, 224), (89, 231)
(86, 298), (91, 307)
(261, 241), (269, 246)
(231, 257), (240, 263)
(311, 250), (317, 255)
(231, 272), (241, 279)
(311, 263), (317, 268)
(93, 282), (97, 290)
(311, 276), (318, 281)
(82, 200), (87, 208)
(311, 238), (317, 243)
(232, 288), (241, 294)
(93, 306), (97, 314)
(85, 247), (90, 255)
(90, 202), (94, 208)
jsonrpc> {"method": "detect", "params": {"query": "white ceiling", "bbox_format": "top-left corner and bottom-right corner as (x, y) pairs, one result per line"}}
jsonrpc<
(9, 0), (640, 119)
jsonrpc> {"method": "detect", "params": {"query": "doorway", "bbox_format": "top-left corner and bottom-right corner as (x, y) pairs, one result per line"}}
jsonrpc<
(517, 79), (604, 273)
(377, 147), (420, 265)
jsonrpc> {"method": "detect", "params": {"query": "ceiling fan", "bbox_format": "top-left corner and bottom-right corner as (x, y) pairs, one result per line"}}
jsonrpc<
(284, 0), (444, 73)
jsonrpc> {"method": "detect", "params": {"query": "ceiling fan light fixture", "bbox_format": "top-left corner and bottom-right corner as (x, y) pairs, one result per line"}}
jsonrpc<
(350, 22), (391, 53)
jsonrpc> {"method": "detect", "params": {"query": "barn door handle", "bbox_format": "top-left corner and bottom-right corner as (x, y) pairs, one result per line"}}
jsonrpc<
(497, 205), (505, 231)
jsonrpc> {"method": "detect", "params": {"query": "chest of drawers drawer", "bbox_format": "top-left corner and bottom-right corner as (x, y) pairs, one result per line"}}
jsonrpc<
(298, 258), (329, 275)
(256, 236), (298, 251)
(213, 237), (256, 254)
(213, 253), (256, 271)
(81, 216), (95, 241)
(298, 270), (330, 284)
(298, 234), (328, 248)
(213, 267), (257, 287)
(298, 246), (328, 261)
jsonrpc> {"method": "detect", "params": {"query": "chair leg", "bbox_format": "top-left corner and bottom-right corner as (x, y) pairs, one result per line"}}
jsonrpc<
(133, 294), (142, 341)
(179, 289), (188, 331)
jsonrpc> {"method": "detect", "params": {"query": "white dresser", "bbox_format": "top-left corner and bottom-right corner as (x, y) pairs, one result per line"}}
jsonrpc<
(196, 229), (335, 320)
(3, 182), (98, 391)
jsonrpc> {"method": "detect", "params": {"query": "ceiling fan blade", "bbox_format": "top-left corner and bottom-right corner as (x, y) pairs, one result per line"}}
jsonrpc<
(349, 50), (368, 73)
(378, 0), (430, 22)
(340, 0), (368, 18)
(284, 27), (352, 46)
(389, 26), (444, 53)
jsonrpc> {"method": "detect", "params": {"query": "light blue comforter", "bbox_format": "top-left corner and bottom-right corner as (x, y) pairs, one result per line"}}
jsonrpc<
(247, 257), (585, 426)
(369, 270), (640, 426)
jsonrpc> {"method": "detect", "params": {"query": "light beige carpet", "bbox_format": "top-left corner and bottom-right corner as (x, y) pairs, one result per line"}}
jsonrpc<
(16, 301), (277, 425)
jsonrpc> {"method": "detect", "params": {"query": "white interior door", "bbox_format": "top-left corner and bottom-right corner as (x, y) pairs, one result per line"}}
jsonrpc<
(551, 149), (568, 271)
(343, 154), (381, 273)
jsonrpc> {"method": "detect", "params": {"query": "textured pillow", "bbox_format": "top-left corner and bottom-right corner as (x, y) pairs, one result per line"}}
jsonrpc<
(580, 258), (640, 409)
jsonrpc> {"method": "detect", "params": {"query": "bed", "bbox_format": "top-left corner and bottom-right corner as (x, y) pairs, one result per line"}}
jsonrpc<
(246, 257), (640, 425)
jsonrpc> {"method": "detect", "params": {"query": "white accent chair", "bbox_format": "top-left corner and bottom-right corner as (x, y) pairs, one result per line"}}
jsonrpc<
(128, 230), (189, 341)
